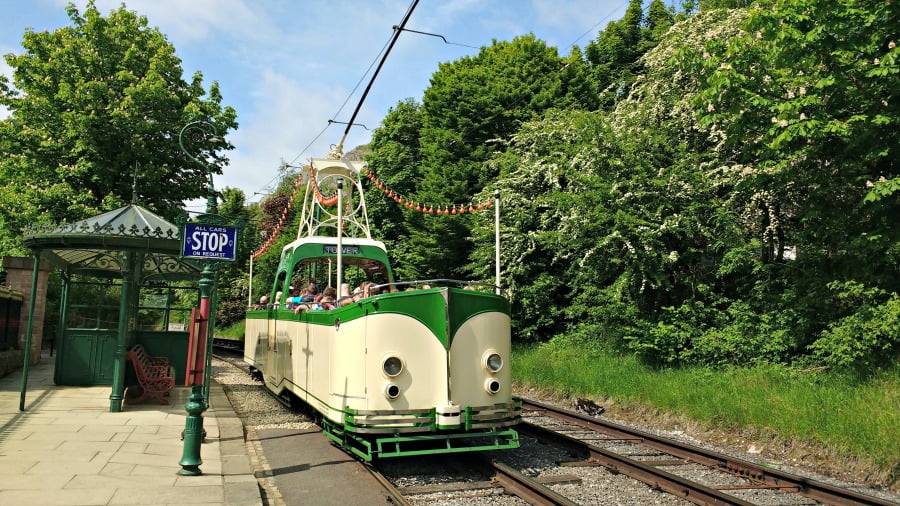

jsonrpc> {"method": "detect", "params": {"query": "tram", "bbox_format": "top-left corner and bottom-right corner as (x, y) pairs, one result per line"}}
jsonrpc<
(243, 156), (520, 460)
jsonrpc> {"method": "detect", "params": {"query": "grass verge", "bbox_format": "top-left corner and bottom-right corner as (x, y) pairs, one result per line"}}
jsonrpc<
(216, 320), (245, 340)
(512, 336), (899, 485)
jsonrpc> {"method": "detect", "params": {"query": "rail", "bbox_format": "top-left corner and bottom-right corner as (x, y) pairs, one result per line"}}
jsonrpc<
(520, 397), (896, 506)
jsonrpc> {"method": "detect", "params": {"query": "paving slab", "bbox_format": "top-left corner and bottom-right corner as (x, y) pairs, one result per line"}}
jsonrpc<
(0, 352), (262, 505)
(256, 427), (394, 505)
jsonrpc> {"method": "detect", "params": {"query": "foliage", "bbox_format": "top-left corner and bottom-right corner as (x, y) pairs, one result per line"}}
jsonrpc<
(810, 283), (900, 372)
(0, 1), (237, 257)
(585, 0), (676, 109)
(368, 35), (599, 280)
(215, 297), (248, 329)
(212, 186), (256, 323)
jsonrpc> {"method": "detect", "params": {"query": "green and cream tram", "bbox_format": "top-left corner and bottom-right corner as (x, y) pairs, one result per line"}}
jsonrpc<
(244, 157), (519, 460)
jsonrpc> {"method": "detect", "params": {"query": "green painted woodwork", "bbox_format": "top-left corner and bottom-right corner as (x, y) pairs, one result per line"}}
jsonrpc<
(247, 288), (509, 349)
(55, 330), (117, 385)
(133, 331), (189, 385)
(320, 408), (520, 461)
(448, 289), (510, 340)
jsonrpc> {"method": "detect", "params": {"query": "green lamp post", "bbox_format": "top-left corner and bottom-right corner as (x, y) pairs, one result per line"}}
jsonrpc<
(176, 120), (241, 476)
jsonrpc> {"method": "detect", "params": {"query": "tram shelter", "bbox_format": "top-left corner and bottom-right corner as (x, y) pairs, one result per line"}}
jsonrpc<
(22, 204), (202, 412)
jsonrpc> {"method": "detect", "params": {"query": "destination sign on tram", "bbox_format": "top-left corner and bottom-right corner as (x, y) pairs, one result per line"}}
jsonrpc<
(323, 245), (360, 255)
(182, 224), (237, 261)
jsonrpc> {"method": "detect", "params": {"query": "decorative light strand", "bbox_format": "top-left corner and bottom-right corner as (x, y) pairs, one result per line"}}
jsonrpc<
(363, 167), (492, 216)
(251, 171), (304, 259)
(308, 164), (338, 206)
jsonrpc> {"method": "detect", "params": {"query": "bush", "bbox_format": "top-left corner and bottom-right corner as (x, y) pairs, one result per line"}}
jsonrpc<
(811, 290), (900, 372)
(624, 299), (794, 367)
(216, 298), (248, 328)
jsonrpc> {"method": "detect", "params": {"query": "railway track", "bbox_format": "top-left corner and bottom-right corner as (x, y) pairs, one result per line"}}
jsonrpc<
(211, 352), (895, 505)
(392, 453), (582, 505)
(520, 397), (896, 506)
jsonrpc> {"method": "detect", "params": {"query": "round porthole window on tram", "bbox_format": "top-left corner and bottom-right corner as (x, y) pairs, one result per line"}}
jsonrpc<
(382, 356), (403, 377)
(483, 351), (503, 373)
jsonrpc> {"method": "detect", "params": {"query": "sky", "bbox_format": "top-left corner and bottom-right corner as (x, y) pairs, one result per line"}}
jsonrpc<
(0, 0), (632, 210)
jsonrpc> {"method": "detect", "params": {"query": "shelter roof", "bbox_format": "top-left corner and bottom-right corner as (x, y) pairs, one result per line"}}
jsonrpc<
(23, 204), (201, 281)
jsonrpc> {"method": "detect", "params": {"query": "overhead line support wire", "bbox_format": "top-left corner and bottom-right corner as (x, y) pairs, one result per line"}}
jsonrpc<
(333, 0), (421, 156)
(395, 27), (479, 49)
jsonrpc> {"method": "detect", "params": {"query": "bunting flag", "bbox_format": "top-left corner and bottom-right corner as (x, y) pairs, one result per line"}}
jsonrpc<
(363, 167), (492, 215)
(309, 164), (339, 206)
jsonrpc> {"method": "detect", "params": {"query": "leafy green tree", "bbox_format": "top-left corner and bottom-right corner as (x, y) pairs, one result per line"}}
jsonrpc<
(364, 99), (427, 279)
(371, 35), (597, 280)
(695, 0), (899, 349)
(585, 0), (645, 107)
(213, 187), (255, 326)
(0, 1), (237, 256)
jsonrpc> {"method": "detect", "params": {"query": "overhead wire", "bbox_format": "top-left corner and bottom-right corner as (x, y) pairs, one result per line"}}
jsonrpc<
(250, 0), (628, 204)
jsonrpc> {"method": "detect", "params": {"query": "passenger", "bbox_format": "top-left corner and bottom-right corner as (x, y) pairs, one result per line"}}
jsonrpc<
(273, 291), (282, 308)
(301, 283), (317, 304)
(336, 283), (353, 306)
(256, 295), (269, 309)
(340, 282), (368, 306)
(285, 287), (306, 309)
(318, 296), (335, 310)
(364, 282), (381, 297)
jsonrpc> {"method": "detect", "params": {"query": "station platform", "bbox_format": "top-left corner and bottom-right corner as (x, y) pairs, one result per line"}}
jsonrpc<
(0, 353), (261, 505)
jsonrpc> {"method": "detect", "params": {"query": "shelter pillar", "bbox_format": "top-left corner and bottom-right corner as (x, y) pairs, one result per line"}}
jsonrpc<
(110, 251), (141, 412)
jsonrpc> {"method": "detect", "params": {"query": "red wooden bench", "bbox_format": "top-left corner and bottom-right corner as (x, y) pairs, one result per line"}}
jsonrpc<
(126, 344), (175, 405)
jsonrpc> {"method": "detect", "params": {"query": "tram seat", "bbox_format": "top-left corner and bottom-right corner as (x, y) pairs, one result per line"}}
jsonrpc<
(126, 344), (176, 405)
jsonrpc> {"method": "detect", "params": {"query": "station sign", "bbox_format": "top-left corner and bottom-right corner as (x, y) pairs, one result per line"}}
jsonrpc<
(182, 224), (238, 261)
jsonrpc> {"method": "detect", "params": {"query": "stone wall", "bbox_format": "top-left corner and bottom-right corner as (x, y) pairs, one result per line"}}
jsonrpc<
(1, 256), (51, 378)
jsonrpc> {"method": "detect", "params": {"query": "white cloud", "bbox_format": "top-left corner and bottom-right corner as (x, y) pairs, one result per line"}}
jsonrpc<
(217, 67), (372, 203)
(62, 0), (279, 44)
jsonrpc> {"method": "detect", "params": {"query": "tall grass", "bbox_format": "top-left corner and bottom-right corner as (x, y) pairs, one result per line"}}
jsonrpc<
(512, 337), (899, 473)
(216, 320), (245, 340)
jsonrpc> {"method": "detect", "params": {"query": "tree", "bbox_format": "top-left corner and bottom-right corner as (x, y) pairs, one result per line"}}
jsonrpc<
(0, 1), (237, 256)
(369, 35), (597, 279)
(364, 99), (427, 279)
(695, 0), (899, 348)
(585, 0), (645, 108)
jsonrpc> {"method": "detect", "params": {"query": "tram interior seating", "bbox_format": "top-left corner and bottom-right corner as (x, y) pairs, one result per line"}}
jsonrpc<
(126, 344), (175, 405)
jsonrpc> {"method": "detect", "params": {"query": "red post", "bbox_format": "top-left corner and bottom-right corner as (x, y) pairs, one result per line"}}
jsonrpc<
(184, 304), (209, 387)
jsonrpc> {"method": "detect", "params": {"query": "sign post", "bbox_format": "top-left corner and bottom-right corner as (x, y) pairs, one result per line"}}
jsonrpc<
(177, 213), (243, 476)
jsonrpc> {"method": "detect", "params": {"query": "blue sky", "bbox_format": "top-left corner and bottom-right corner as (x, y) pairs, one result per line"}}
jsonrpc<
(1, 0), (631, 209)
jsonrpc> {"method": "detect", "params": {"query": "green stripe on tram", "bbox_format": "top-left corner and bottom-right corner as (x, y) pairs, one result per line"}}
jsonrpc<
(246, 288), (509, 348)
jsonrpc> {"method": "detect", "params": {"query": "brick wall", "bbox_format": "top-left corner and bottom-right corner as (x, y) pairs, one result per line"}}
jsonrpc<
(2, 256), (51, 368)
